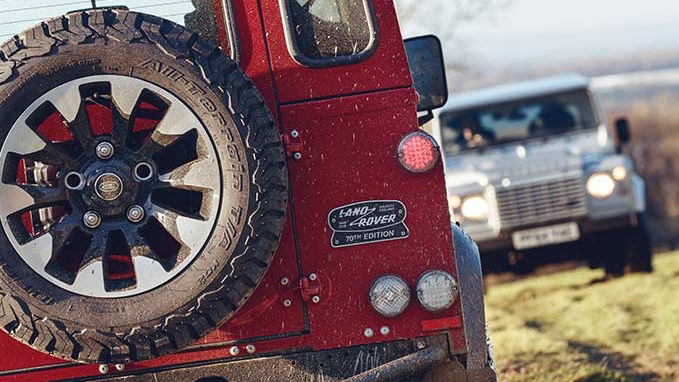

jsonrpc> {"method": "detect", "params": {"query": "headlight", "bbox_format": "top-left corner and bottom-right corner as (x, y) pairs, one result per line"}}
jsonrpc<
(461, 195), (488, 220)
(416, 270), (458, 312)
(612, 166), (628, 181)
(369, 275), (411, 317)
(448, 194), (462, 209)
(586, 173), (616, 199)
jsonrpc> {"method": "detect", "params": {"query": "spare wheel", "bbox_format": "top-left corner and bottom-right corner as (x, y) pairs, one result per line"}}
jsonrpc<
(0, 9), (287, 363)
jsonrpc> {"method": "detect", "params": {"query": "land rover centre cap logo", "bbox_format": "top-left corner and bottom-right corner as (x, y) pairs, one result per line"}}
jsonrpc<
(95, 173), (123, 201)
(328, 200), (409, 248)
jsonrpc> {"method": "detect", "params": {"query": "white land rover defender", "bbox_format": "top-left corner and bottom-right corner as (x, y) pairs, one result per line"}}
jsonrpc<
(434, 75), (652, 275)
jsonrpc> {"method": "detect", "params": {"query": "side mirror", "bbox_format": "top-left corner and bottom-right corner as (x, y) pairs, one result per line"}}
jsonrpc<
(404, 35), (449, 112)
(615, 117), (631, 145)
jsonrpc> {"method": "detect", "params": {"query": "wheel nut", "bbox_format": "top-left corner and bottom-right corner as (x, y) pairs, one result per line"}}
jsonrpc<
(83, 211), (101, 229)
(127, 205), (145, 223)
(96, 142), (114, 159)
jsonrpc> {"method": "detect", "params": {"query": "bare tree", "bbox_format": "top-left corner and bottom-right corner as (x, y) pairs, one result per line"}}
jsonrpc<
(395, 0), (511, 84)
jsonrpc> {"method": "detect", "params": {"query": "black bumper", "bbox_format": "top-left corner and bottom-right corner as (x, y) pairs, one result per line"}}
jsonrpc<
(476, 215), (637, 253)
(75, 335), (494, 382)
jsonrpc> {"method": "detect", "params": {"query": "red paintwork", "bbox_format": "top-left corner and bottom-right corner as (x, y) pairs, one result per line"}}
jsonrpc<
(0, 0), (466, 380)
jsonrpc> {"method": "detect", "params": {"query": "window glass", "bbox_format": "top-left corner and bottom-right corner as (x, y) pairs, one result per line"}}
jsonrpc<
(285, 0), (376, 64)
(439, 90), (599, 155)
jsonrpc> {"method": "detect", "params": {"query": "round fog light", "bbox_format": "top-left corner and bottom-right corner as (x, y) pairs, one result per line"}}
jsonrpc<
(416, 270), (458, 313)
(612, 166), (628, 181)
(369, 275), (411, 318)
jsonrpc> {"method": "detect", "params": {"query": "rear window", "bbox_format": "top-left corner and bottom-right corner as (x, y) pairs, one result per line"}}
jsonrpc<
(282, 0), (377, 67)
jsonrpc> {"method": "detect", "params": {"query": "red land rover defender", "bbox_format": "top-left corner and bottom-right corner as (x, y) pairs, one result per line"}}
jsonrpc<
(0, 1), (496, 381)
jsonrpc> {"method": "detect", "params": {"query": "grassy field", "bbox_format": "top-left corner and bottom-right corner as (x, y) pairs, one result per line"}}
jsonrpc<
(486, 252), (679, 382)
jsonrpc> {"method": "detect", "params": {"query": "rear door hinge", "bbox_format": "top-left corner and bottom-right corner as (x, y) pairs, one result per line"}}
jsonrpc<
(281, 130), (303, 160)
(299, 273), (321, 302)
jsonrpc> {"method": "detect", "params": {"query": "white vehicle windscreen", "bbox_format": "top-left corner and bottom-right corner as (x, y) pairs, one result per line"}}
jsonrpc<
(438, 90), (599, 155)
(0, 0), (195, 41)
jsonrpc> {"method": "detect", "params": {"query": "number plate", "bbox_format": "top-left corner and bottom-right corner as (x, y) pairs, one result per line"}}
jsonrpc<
(511, 222), (580, 250)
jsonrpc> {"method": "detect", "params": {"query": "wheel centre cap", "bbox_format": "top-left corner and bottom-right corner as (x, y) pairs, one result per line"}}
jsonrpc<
(95, 173), (124, 201)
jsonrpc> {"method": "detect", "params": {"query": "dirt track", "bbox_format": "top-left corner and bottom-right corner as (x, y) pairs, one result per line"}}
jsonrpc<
(486, 252), (679, 382)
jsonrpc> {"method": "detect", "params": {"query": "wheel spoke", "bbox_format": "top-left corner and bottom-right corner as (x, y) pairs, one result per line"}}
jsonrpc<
(3, 120), (75, 168)
(43, 81), (81, 123)
(44, 216), (91, 285)
(0, 183), (38, 217)
(18, 184), (66, 207)
(155, 102), (200, 136)
(149, 204), (212, 252)
(103, 230), (136, 292)
(0, 183), (65, 217)
(70, 261), (106, 295)
(151, 184), (209, 221)
(111, 103), (132, 146)
(47, 214), (80, 257)
(147, 129), (200, 175)
(127, 232), (177, 272)
(29, 143), (77, 169)
(110, 76), (146, 117)
(67, 102), (95, 150)
(2, 121), (47, 156)
(138, 214), (188, 272)
(80, 233), (107, 269)
(158, 156), (220, 191)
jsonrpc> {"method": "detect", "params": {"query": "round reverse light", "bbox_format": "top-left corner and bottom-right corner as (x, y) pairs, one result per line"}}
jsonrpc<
(612, 166), (628, 181)
(461, 195), (489, 220)
(586, 172), (616, 199)
(369, 275), (411, 318)
(397, 131), (440, 173)
(416, 270), (458, 313)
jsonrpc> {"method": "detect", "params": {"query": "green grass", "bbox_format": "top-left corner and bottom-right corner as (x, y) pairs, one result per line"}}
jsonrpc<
(486, 252), (679, 382)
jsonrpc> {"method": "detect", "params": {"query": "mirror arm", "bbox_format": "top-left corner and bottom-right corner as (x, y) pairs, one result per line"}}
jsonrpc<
(418, 110), (434, 127)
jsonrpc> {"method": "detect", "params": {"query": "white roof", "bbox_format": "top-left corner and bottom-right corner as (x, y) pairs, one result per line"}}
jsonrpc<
(443, 74), (591, 113)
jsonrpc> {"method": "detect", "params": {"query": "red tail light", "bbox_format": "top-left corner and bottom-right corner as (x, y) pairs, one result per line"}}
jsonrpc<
(397, 131), (440, 173)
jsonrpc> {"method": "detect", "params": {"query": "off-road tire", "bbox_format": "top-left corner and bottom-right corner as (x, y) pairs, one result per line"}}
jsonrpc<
(0, 9), (287, 364)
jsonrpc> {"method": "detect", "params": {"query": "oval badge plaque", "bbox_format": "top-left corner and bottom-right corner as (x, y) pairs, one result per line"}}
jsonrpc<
(328, 200), (409, 248)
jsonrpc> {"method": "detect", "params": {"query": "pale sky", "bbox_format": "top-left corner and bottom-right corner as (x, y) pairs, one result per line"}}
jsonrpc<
(0, 1), (194, 39)
(3, 0), (679, 71)
(455, 0), (679, 68)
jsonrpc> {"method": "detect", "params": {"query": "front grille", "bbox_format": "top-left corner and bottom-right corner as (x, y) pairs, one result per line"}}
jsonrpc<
(495, 177), (588, 228)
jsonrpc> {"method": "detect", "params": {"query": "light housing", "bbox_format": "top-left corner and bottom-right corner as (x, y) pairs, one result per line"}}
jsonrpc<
(369, 275), (411, 317)
(586, 172), (616, 199)
(416, 270), (458, 313)
(397, 131), (440, 173)
(461, 195), (489, 220)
